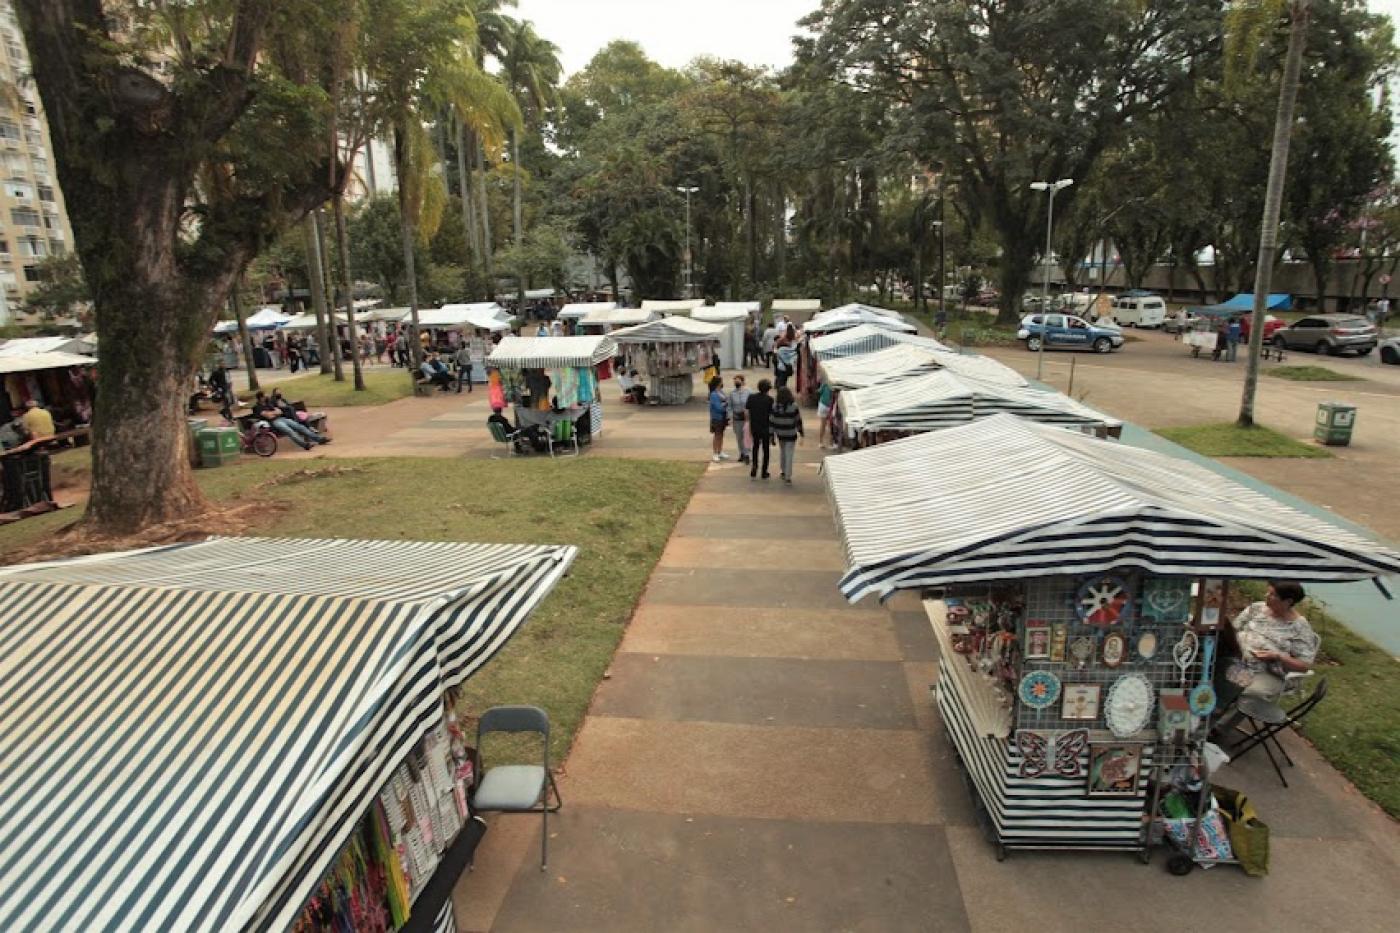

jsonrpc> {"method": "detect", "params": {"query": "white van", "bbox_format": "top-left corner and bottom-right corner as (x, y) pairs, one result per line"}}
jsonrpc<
(1110, 293), (1167, 328)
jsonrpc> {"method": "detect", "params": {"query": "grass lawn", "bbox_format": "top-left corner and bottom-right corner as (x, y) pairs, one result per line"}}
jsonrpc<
(1155, 422), (1332, 459)
(0, 455), (705, 763)
(259, 369), (417, 407)
(1266, 365), (1362, 382)
(1233, 582), (1400, 818)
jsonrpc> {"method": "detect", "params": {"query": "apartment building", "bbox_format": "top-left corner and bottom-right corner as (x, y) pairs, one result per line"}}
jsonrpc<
(0, 1), (74, 321)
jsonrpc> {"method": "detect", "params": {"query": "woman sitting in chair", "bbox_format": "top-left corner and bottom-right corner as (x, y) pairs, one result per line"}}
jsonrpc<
(1215, 581), (1319, 710)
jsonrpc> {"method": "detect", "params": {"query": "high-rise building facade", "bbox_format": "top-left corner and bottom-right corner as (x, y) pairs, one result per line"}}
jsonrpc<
(0, 1), (75, 321)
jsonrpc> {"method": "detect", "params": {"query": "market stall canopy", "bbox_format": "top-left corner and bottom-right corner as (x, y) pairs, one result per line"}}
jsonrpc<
(824, 414), (1400, 601)
(246, 307), (292, 329)
(804, 305), (917, 334)
(0, 350), (98, 375)
(811, 323), (948, 361)
(610, 315), (726, 343)
(640, 298), (706, 314)
(212, 319), (238, 334)
(487, 334), (617, 369)
(0, 335), (95, 357)
(770, 298), (822, 313)
(361, 306), (411, 322)
(580, 306), (657, 327)
(838, 369), (1121, 437)
(820, 344), (1027, 390)
(353, 297), (383, 311)
(278, 311), (345, 330)
(0, 536), (576, 933)
(712, 301), (761, 314)
(692, 305), (749, 322)
(412, 304), (512, 331)
(558, 301), (618, 320)
(1222, 293), (1291, 311)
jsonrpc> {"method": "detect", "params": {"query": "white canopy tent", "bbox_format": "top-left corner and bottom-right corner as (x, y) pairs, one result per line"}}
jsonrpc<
(486, 335), (618, 369)
(278, 312), (345, 330)
(692, 305), (748, 369)
(579, 306), (658, 329)
(0, 335), (95, 357)
(361, 306), (411, 323)
(558, 301), (618, 321)
(804, 305), (916, 335)
(247, 307), (292, 329)
(610, 315), (725, 343)
(713, 300), (761, 315)
(770, 298), (821, 314)
(838, 369), (1121, 439)
(820, 344), (1027, 390)
(823, 414), (1400, 602)
(811, 324), (949, 361)
(640, 298), (706, 314)
(0, 351), (97, 375)
(411, 305), (513, 332)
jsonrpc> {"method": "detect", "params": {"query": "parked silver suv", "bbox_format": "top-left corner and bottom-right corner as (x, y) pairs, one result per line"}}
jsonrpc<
(1271, 314), (1377, 356)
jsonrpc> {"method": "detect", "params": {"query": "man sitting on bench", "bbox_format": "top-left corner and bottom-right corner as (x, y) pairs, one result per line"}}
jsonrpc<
(419, 353), (454, 391)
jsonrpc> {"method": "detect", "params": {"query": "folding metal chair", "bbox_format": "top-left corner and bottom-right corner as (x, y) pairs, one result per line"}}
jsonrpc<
(1227, 678), (1328, 787)
(487, 420), (524, 456)
(471, 705), (562, 870)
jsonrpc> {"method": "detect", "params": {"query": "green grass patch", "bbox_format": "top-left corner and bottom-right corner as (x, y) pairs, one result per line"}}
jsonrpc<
(1233, 581), (1400, 818)
(258, 369), (416, 407)
(1266, 365), (1362, 382)
(0, 456), (705, 763)
(1155, 422), (1332, 459)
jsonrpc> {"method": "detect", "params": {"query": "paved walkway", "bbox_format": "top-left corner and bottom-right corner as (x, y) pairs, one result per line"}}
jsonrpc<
(452, 453), (1400, 932)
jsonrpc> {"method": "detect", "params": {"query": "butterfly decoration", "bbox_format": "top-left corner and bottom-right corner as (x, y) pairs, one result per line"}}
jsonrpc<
(1015, 729), (1090, 779)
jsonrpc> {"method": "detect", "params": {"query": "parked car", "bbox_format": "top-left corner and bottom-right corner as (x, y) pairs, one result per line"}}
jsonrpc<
(1271, 314), (1377, 356)
(1239, 313), (1286, 342)
(1017, 313), (1125, 353)
(1379, 334), (1400, 365)
(1164, 311), (1200, 334)
(1110, 293), (1167, 328)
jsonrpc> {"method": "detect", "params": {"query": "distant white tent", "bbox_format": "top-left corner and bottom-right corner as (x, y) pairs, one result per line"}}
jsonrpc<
(811, 324), (948, 361)
(804, 304), (916, 334)
(279, 312), (345, 330)
(579, 306), (658, 328)
(820, 344), (1027, 390)
(692, 305), (748, 369)
(246, 307), (292, 329)
(412, 304), (513, 332)
(640, 298), (706, 314)
(559, 301), (618, 321)
(610, 315), (725, 343)
(0, 351), (98, 375)
(770, 298), (821, 314)
(712, 301), (761, 315)
(0, 335), (95, 357)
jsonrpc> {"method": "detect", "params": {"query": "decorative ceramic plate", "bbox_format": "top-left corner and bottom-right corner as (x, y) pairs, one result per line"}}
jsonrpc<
(1141, 578), (1192, 623)
(1105, 674), (1155, 738)
(1076, 574), (1132, 625)
(1136, 630), (1159, 660)
(1018, 670), (1062, 710)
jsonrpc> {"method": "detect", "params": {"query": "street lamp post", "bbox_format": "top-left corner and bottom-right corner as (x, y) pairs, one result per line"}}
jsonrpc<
(1030, 178), (1074, 381)
(677, 185), (699, 298)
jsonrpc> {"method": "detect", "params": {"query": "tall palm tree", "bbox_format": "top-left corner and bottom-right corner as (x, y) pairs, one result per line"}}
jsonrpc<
(498, 20), (561, 309)
(465, 0), (516, 291)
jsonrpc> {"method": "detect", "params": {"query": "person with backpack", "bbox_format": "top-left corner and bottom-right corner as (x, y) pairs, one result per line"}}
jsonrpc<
(707, 376), (730, 462)
(744, 378), (774, 480)
(769, 386), (804, 484)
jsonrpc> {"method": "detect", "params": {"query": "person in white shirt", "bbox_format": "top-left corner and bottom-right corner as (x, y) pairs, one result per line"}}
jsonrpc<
(761, 323), (778, 367)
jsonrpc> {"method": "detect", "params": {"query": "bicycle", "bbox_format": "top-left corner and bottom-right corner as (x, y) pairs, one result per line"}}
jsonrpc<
(238, 417), (279, 457)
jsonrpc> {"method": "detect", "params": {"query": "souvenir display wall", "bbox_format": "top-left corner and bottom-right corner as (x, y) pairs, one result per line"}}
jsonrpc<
(931, 572), (1221, 857)
(292, 709), (476, 933)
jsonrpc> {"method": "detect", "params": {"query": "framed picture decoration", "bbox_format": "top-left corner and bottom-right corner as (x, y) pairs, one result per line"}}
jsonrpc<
(1141, 578), (1192, 624)
(1049, 624), (1068, 662)
(1014, 729), (1089, 779)
(1024, 620), (1051, 660)
(1068, 636), (1095, 670)
(1087, 743), (1145, 797)
(1061, 683), (1102, 721)
(1136, 630), (1159, 661)
(1102, 632), (1126, 668)
(1196, 579), (1227, 629)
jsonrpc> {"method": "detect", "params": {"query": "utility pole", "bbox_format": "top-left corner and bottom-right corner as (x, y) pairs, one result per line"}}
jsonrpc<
(677, 185), (698, 298)
(1030, 179), (1074, 381)
(1240, 0), (1310, 428)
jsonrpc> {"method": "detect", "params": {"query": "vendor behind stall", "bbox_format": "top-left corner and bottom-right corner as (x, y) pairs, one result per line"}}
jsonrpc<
(1215, 581), (1318, 710)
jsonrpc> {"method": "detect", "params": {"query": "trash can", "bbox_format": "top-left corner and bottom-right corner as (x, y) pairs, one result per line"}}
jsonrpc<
(196, 426), (242, 467)
(187, 418), (209, 466)
(1314, 401), (1357, 447)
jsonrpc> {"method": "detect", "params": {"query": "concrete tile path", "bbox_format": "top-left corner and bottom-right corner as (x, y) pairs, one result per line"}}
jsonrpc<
(452, 450), (1400, 931)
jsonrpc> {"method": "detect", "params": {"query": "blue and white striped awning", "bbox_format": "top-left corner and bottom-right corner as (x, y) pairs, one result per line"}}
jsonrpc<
(819, 344), (1026, 390)
(804, 305), (916, 334)
(823, 414), (1400, 601)
(610, 316), (725, 343)
(838, 369), (1120, 435)
(0, 536), (576, 933)
(811, 324), (948, 361)
(487, 334), (617, 369)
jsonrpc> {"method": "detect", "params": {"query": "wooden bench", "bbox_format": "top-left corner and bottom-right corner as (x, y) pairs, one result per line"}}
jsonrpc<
(1259, 344), (1287, 363)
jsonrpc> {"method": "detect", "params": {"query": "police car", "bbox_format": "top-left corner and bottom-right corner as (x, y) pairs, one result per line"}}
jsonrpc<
(1017, 313), (1125, 354)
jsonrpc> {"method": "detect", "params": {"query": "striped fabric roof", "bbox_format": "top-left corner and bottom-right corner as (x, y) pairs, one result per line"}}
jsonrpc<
(811, 324), (948, 361)
(0, 536), (576, 933)
(824, 415), (1400, 601)
(819, 345), (1026, 390)
(804, 306), (916, 334)
(838, 369), (1120, 435)
(610, 315), (725, 344)
(487, 334), (617, 369)
(579, 307), (657, 327)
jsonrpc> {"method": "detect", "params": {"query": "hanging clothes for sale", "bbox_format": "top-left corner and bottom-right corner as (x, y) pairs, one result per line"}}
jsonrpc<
(483, 335), (619, 443)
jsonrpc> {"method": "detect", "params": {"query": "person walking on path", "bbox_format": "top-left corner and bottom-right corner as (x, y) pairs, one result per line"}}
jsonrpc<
(728, 374), (752, 463)
(454, 343), (474, 393)
(708, 376), (730, 462)
(770, 386), (805, 484)
(774, 326), (797, 388)
(816, 378), (835, 449)
(745, 378), (774, 480)
(1227, 316), (1242, 362)
(761, 321), (778, 368)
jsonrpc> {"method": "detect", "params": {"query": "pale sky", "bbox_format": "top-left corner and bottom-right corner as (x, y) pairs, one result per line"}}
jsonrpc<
(512, 0), (818, 76)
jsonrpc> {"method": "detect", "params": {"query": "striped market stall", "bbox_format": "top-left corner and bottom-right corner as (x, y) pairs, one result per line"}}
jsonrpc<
(557, 301), (618, 322)
(818, 344), (1027, 391)
(486, 335), (618, 442)
(837, 369), (1122, 444)
(810, 324), (949, 362)
(0, 537), (577, 933)
(610, 316), (725, 405)
(824, 415), (1400, 858)
(803, 303), (917, 335)
(578, 306), (658, 332)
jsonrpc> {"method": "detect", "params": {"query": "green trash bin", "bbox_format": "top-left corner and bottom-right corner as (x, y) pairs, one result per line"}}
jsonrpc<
(187, 418), (209, 466)
(197, 426), (242, 467)
(1314, 401), (1357, 447)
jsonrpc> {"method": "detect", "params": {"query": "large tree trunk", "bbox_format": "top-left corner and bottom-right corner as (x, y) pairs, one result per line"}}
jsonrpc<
(302, 213), (334, 376)
(231, 279), (259, 392)
(395, 125), (426, 378)
(332, 193), (366, 391)
(316, 208), (344, 381)
(996, 237), (1037, 327)
(476, 139), (494, 290)
(512, 126), (525, 311)
(1240, 0), (1309, 428)
(457, 122), (479, 271)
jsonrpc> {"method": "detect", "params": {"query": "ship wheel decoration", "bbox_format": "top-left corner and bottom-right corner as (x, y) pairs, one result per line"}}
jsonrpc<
(1075, 574), (1132, 626)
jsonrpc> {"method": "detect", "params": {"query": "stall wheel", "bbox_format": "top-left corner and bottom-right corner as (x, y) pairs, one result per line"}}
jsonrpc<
(1167, 854), (1194, 876)
(994, 844), (1008, 863)
(1137, 848), (1152, 866)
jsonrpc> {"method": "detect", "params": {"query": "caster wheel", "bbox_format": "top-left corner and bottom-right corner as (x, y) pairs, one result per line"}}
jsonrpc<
(995, 844), (1008, 863)
(1167, 854), (1193, 876)
(1138, 849), (1152, 866)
